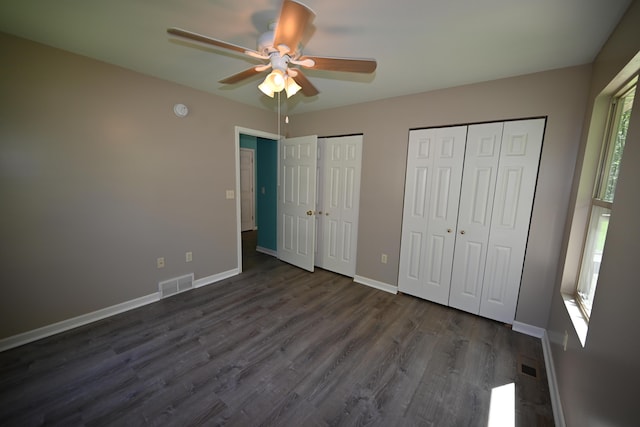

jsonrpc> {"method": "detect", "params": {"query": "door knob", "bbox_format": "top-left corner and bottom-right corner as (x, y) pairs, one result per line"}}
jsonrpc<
(306, 210), (314, 216)
(460, 230), (466, 235)
(325, 212), (329, 216)
(318, 211), (323, 215)
(447, 228), (452, 233)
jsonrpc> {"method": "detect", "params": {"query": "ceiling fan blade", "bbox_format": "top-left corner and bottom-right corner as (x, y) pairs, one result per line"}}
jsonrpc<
(219, 67), (265, 84)
(167, 27), (266, 58)
(298, 55), (377, 73)
(273, 0), (316, 56)
(290, 70), (319, 97)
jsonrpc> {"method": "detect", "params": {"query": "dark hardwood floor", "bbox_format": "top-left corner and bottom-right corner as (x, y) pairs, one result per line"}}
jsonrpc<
(0, 231), (553, 426)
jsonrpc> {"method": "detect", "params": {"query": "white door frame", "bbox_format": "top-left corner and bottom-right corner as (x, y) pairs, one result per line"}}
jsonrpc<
(235, 126), (280, 273)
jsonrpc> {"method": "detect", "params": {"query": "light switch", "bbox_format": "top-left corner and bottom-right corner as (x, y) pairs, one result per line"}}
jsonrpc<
(226, 190), (234, 199)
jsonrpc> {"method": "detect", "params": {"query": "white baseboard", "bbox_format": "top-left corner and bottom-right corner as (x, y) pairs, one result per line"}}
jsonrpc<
(512, 321), (545, 338)
(542, 330), (566, 427)
(512, 322), (565, 427)
(353, 275), (398, 294)
(193, 268), (239, 288)
(256, 246), (277, 257)
(0, 293), (158, 353)
(0, 268), (240, 353)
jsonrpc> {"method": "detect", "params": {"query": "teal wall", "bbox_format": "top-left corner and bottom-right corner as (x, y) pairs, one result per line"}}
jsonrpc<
(240, 134), (277, 252)
(256, 137), (277, 251)
(239, 134), (257, 151)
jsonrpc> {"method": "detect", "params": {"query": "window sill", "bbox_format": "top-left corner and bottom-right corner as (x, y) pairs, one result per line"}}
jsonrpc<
(561, 293), (588, 347)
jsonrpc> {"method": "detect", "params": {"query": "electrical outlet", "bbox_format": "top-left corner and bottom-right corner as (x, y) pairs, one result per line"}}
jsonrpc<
(157, 257), (165, 268)
(563, 330), (569, 351)
(225, 190), (234, 199)
(381, 253), (388, 264)
(186, 252), (193, 262)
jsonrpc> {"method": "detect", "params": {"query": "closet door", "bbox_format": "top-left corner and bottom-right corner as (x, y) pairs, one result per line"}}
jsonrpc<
(479, 118), (545, 323)
(448, 122), (503, 314)
(398, 126), (466, 304)
(316, 135), (362, 277)
(278, 135), (318, 272)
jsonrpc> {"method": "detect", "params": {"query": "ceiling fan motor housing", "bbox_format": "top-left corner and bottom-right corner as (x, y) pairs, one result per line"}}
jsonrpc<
(257, 30), (275, 55)
(270, 52), (290, 73)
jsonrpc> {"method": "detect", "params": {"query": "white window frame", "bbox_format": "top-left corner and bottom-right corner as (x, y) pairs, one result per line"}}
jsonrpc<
(575, 78), (637, 321)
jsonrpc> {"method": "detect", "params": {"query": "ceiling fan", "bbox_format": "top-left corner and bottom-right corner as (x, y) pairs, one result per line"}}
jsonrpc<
(167, 0), (377, 98)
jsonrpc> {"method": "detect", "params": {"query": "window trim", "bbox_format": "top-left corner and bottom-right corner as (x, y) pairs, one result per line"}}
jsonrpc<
(574, 77), (637, 322)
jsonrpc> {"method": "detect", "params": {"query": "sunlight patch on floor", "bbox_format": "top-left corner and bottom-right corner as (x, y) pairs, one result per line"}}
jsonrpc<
(488, 382), (515, 427)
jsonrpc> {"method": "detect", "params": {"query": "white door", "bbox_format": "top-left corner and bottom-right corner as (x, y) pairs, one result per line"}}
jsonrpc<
(479, 118), (545, 323)
(315, 141), (325, 268)
(448, 122), (503, 314)
(278, 135), (318, 272)
(240, 148), (255, 232)
(316, 135), (362, 277)
(398, 126), (467, 304)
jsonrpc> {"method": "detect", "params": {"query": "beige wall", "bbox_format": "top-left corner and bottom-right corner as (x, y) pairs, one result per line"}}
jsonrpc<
(0, 33), (275, 338)
(0, 28), (593, 341)
(546, 2), (640, 426)
(289, 65), (591, 328)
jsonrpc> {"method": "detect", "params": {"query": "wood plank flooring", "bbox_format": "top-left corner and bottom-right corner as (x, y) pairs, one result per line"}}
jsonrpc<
(0, 231), (553, 426)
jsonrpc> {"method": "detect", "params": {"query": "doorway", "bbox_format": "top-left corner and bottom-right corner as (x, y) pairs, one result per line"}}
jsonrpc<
(235, 127), (280, 273)
(235, 128), (363, 278)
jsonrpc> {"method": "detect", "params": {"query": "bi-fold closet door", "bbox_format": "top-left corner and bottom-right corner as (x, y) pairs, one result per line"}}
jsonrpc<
(398, 118), (545, 324)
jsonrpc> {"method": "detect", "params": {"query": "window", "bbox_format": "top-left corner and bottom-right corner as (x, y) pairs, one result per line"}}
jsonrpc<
(576, 80), (636, 319)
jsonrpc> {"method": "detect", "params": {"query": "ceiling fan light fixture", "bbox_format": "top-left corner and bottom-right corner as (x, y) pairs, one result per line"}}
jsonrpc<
(285, 76), (302, 98)
(267, 69), (286, 91)
(258, 80), (275, 97)
(259, 69), (303, 98)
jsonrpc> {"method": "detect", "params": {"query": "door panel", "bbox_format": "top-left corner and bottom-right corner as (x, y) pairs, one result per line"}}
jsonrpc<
(278, 135), (317, 272)
(399, 126), (466, 304)
(449, 122), (503, 314)
(479, 118), (545, 323)
(316, 135), (362, 277)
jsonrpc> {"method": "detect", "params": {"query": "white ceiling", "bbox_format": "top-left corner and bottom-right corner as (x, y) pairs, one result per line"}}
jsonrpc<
(0, 0), (631, 114)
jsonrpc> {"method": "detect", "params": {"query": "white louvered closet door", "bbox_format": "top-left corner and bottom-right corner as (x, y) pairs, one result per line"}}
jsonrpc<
(398, 126), (467, 305)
